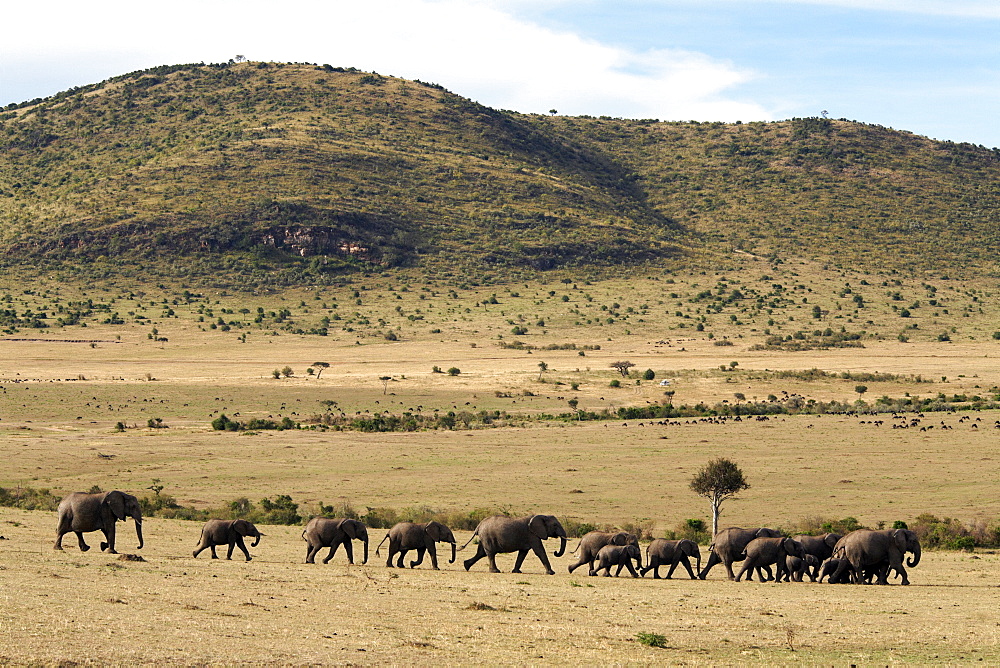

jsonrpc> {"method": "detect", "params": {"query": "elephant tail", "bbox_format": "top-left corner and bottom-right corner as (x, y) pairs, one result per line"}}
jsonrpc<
(457, 528), (479, 552)
(375, 533), (390, 556)
(568, 538), (583, 555)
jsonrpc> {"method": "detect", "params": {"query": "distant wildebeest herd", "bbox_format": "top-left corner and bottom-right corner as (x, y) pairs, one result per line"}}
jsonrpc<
(52, 490), (921, 585)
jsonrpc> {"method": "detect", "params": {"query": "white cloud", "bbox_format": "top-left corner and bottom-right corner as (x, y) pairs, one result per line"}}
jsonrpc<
(3, 0), (770, 121)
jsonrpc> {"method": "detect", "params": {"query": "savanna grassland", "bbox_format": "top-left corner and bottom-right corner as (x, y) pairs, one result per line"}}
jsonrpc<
(3, 59), (1000, 665)
(2, 262), (1000, 665)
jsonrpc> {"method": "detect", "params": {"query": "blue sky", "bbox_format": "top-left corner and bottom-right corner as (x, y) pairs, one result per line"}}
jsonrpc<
(3, 0), (998, 147)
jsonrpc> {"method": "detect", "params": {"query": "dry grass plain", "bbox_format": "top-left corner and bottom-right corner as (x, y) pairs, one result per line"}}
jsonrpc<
(2, 267), (1000, 664)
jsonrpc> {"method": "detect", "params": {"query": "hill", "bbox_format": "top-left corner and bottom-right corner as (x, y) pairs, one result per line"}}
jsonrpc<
(2, 61), (1000, 285)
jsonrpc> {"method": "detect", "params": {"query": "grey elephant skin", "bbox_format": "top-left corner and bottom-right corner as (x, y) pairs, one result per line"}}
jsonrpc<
(817, 557), (852, 583)
(699, 527), (782, 580)
(831, 529), (920, 584)
(641, 538), (701, 579)
(567, 530), (639, 574)
(792, 533), (841, 580)
(54, 490), (144, 554)
(302, 517), (369, 564)
(592, 544), (642, 577)
(375, 521), (457, 569)
(193, 519), (262, 561)
(735, 537), (805, 582)
(781, 554), (820, 582)
(461, 514), (567, 575)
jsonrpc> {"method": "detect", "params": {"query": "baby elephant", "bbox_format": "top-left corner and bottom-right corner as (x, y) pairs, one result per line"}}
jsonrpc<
(193, 519), (262, 561)
(591, 544), (642, 578)
(781, 553), (820, 582)
(817, 558), (853, 583)
(641, 538), (701, 579)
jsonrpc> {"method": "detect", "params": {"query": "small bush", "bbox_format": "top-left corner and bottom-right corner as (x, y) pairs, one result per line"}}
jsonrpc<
(642, 369), (655, 380)
(609, 379), (621, 388)
(447, 367), (461, 376)
(636, 632), (667, 649)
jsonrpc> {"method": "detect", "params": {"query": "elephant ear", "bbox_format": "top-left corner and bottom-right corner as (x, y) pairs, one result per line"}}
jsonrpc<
(824, 533), (840, 548)
(611, 532), (628, 546)
(233, 519), (252, 536)
(341, 520), (359, 539)
(105, 491), (127, 521)
(425, 521), (443, 541)
(890, 529), (908, 549)
(528, 515), (548, 539)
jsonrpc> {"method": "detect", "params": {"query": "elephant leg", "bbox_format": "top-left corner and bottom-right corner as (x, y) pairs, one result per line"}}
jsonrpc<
(193, 543), (205, 558)
(427, 544), (439, 570)
(699, 551), (722, 579)
(386, 545), (397, 568)
(623, 561), (639, 578)
(567, 556), (589, 574)
(680, 556), (697, 580)
(395, 549), (407, 568)
(614, 561), (624, 577)
(734, 560), (751, 582)
(210, 545), (219, 559)
(723, 557), (738, 581)
(100, 524), (116, 553)
(74, 531), (91, 552)
(343, 541), (355, 565)
(463, 545), (487, 572)
(512, 549), (529, 573)
(305, 544), (318, 564)
(639, 558), (656, 578)
(665, 558), (680, 580)
(529, 540), (555, 575)
(487, 551), (502, 574)
(235, 537), (251, 561)
(323, 543), (340, 564)
(410, 548), (426, 569)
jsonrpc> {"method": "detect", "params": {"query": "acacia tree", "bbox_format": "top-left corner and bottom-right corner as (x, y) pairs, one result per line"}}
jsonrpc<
(689, 458), (750, 536)
(537, 361), (548, 381)
(611, 361), (635, 377)
(313, 362), (330, 379)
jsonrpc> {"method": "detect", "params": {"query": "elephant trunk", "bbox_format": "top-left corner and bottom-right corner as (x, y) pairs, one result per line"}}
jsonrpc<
(362, 537), (369, 564)
(251, 532), (261, 548)
(695, 550), (702, 574)
(554, 535), (567, 558)
(906, 541), (921, 568)
(449, 541), (457, 564)
(134, 518), (144, 550)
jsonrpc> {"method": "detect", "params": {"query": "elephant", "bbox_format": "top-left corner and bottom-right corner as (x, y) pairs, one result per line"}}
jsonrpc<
(375, 521), (457, 569)
(566, 530), (640, 574)
(302, 517), (369, 564)
(460, 514), (567, 575)
(817, 558), (852, 583)
(53, 490), (143, 554)
(830, 529), (921, 585)
(792, 533), (842, 580)
(698, 527), (782, 580)
(781, 553), (820, 582)
(193, 519), (262, 561)
(591, 544), (642, 578)
(640, 538), (702, 579)
(734, 537), (805, 582)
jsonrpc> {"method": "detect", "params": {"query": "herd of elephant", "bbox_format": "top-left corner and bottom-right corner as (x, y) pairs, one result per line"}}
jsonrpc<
(51, 491), (921, 585)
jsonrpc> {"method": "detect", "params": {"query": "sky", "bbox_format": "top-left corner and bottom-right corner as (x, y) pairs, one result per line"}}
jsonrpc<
(3, 0), (999, 147)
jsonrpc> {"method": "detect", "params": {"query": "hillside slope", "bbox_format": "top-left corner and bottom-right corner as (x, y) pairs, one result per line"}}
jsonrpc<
(2, 61), (1000, 282)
